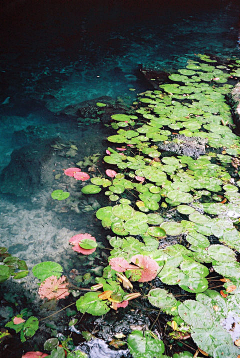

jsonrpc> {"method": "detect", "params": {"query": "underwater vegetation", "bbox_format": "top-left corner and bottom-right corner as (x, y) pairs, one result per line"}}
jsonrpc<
(2, 54), (240, 357)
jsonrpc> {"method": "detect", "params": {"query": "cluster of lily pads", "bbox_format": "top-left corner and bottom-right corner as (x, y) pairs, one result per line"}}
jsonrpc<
(73, 55), (240, 357)
(6, 54), (240, 357)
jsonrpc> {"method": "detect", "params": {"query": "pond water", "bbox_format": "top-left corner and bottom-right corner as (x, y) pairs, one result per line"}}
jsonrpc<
(0, 0), (240, 356)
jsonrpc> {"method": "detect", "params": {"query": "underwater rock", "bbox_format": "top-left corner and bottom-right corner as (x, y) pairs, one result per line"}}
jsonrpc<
(59, 96), (130, 125)
(157, 134), (208, 159)
(12, 125), (56, 147)
(0, 139), (57, 196)
(138, 64), (170, 89)
(231, 82), (240, 134)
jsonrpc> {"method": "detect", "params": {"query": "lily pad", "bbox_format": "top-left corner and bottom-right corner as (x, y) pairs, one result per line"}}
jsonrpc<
(207, 244), (236, 263)
(51, 190), (70, 200)
(160, 222), (184, 236)
(166, 190), (193, 204)
(178, 300), (213, 328)
(147, 213), (164, 225)
(76, 292), (110, 316)
(147, 226), (166, 238)
(177, 205), (196, 215)
(32, 261), (63, 282)
(127, 330), (165, 358)
(81, 185), (101, 194)
(148, 288), (178, 315)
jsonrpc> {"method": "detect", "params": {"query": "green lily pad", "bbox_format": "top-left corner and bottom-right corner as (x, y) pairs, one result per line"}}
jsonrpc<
(79, 239), (98, 250)
(96, 206), (113, 220)
(207, 244), (236, 263)
(32, 262), (63, 282)
(177, 205), (196, 215)
(147, 226), (166, 238)
(109, 194), (119, 201)
(112, 204), (134, 220)
(111, 221), (128, 236)
(178, 300), (213, 328)
(0, 265), (10, 283)
(160, 222), (184, 236)
(179, 276), (208, 293)
(127, 330), (165, 358)
(158, 266), (183, 285)
(148, 288), (179, 315)
(76, 292), (110, 316)
(185, 231), (210, 248)
(180, 259), (209, 277)
(124, 214), (149, 235)
(51, 190), (70, 200)
(189, 212), (211, 225)
(147, 213), (164, 225)
(213, 262), (240, 280)
(192, 327), (234, 358)
(81, 185), (101, 194)
(166, 190), (193, 204)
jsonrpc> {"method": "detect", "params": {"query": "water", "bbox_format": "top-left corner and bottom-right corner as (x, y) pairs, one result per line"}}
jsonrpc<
(0, 0), (240, 356)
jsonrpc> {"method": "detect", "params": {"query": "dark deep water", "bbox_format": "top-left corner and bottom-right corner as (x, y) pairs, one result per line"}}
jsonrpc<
(0, 0), (240, 357)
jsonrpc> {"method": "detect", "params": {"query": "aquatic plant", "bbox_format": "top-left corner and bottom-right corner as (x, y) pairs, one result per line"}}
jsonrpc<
(11, 54), (240, 357)
(6, 314), (39, 343)
(51, 189), (70, 200)
(22, 352), (48, 358)
(0, 247), (28, 282)
(73, 172), (90, 181)
(64, 168), (81, 177)
(69, 233), (97, 254)
(72, 54), (240, 357)
(38, 275), (70, 300)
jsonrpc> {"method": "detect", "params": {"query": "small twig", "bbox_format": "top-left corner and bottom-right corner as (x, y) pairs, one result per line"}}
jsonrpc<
(150, 309), (162, 331)
(39, 302), (76, 322)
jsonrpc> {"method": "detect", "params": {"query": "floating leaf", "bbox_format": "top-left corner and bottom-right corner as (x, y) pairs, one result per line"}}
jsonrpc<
(147, 226), (166, 238)
(32, 262), (63, 282)
(147, 213), (164, 225)
(148, 288), (178, 315)
(76, 292), (110, 316)
(167, 190), (193, 204)
(51, 190), (70, 201)
(207, 244), (236, 263)
(81, 185), (101, 194)
(127, 330), (165, 358)
(160, 222), (183, 236)
(177, 205), (196, 215)
(178, 300), (213, 328)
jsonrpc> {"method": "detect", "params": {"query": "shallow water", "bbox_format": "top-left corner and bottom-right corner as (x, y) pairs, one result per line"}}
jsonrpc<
(0, 0), (240, 355)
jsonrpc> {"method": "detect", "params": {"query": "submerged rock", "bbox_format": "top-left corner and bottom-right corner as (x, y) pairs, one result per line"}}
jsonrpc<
(157, 134), (208, 159)
(0, 139), (57, 196)
(59, 96), (131, 125)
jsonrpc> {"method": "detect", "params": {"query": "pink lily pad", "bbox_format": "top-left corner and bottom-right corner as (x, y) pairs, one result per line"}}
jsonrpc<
(69, 233), (96, 255)
(22, 352), (49, 358)
(131, 255), (159, 282)
(109, 257), (136, 272)
(64, 167), (81, 177)
(117, 300), (128, 308)
(73, 171), (90, 181)
(13, 317), (25, 325)
(106, 169), (117, 178)
(135, 176), (145, 182)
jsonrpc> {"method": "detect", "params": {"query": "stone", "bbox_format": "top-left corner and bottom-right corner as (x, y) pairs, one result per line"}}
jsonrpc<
(0, 139), (57, 196)
(157, 135), (208, 159)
